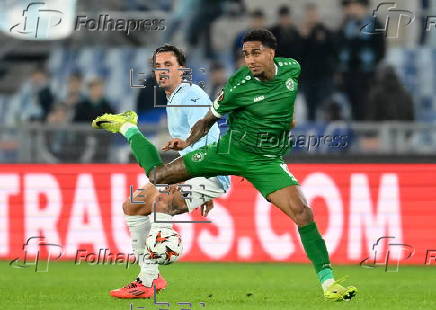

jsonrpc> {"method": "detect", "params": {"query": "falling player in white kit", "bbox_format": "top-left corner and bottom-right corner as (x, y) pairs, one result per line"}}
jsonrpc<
(109, 44), (230, 298)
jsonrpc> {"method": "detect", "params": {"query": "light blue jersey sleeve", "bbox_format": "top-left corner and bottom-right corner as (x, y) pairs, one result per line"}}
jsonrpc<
(167, 84), (230, 191)
(183, 85), (220, 154)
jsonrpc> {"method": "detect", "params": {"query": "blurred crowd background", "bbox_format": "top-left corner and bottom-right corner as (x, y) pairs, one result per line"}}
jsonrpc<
(0, 0), (435, 163)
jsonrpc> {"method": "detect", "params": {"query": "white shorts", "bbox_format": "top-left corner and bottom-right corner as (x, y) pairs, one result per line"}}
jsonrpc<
(182, 177), (226, 212)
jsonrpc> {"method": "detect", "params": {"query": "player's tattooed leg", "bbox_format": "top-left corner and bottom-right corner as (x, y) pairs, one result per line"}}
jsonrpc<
(154, 185), (189, 216)
(148, 157), (191, 185)
(123, 183), (189, 217)
(122, 183), (155, 216)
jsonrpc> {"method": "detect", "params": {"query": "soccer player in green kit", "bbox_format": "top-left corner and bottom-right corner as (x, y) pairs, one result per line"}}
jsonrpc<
(92, 30), (357, 301)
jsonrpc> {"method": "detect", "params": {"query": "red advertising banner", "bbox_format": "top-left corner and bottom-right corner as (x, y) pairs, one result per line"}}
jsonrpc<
(1, 164), (435, 266)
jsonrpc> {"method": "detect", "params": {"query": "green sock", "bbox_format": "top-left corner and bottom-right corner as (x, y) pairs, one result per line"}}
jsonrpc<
(298, 222), (334, 283)
(124, 127), (163, 175)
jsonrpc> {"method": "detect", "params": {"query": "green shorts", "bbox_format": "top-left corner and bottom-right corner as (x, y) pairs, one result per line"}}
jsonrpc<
(182, 135), (299, 198)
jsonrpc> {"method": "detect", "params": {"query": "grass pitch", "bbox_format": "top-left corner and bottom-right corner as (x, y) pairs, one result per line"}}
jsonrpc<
(1, 261), (435, 310)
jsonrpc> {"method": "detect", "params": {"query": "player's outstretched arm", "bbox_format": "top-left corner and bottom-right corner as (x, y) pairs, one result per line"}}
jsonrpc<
(186, 111), (219, 146)
(163, 111), (219, 151)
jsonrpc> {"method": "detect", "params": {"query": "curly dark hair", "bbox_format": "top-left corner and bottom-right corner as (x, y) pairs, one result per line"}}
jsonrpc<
(243, 29), (277, 50)
(152, 44), (186, 66)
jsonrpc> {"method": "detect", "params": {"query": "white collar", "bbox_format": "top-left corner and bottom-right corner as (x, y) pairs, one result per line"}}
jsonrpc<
(166, 83), (185, 101)
(254, 63), (278, 81)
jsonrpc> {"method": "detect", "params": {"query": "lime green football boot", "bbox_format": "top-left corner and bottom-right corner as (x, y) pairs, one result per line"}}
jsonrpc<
(91, 111), (138, 133)
(324, 277), (357, 302)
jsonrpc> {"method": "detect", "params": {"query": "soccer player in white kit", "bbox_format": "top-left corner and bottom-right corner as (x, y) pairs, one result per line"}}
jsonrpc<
(109, 45), (230, 298)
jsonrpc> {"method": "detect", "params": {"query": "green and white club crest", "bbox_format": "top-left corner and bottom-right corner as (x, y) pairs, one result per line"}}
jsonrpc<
(285, 78), (295, 91)
(192, 152), (205, 162)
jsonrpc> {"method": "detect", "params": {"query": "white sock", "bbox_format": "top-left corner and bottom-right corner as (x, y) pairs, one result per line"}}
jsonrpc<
(125, 215), (160, 286)
(125, 215), (151, 259)
(138, 257), (159, 287)
(120, 122), (138, 137)
(321, 278), (335, 291)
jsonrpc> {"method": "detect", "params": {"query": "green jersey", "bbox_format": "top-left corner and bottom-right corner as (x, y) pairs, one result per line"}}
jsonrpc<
(210, 57), (300, 156)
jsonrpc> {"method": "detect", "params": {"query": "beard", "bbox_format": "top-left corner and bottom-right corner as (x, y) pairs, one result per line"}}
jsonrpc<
(253, 71), (266, 78)
(252, 70), (269, 81)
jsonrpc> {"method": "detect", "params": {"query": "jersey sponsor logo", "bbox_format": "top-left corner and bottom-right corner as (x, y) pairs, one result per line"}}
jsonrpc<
(253, 95), (265, 103)
(192, 152), (205, 162)
(285, 78), (295, 91)
(190, 97), (200, 102)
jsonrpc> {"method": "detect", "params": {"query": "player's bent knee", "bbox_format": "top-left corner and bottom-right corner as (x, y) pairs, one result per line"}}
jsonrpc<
(293, 204), (313, 226)
(122, 200), (133, 215)
(122, 200), (130, 214)
(122, 199), (150, 216)
(154, 192), (189, 216)
(154, 193), (172, 214)
(170, 203), (189, 216)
